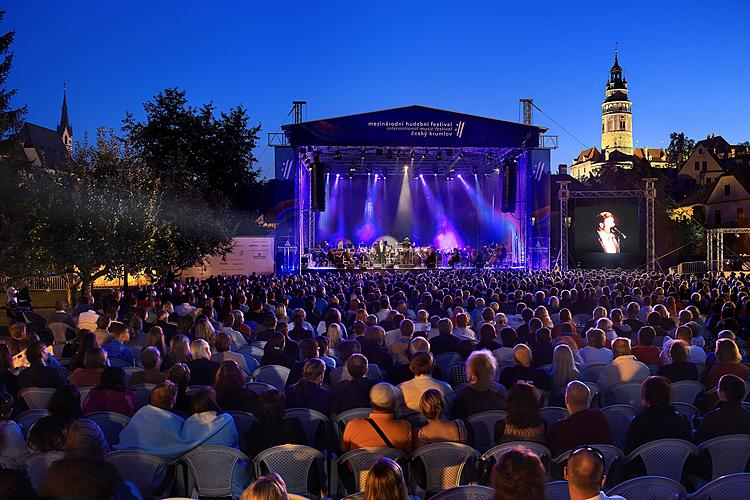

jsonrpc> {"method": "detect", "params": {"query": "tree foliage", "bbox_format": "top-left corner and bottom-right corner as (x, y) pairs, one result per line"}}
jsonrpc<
(666, 132), (695, 168)
(0, 9), (26, 155)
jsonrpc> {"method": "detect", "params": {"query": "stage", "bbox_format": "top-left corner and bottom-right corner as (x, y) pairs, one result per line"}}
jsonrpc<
(273, 105), (553, 275)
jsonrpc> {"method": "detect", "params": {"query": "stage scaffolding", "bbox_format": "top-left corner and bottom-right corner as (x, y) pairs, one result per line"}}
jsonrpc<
(707, 227), (750, 272)
(558, 178), (656, 272)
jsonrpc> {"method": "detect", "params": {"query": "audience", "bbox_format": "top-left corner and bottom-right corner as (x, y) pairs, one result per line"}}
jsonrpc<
(285, 358), (333, 415)
(694, 373), (750, 443)
(453, 350), (508, 420)
(246, 389), (306, 456)
(240, 473), (288, 500)
(492, 447), (547, 500)
(214, 360), (257, 412)
(548, 381), (613, 457)
(363, 457), (410, 500)
(656, 341), (699, 382)
(17, 341), (66, 389)
(415, 388), (467, 448)
(130, 346), (168, 386)
(342, 382), (412, 453)
(398, 351), (454, 422)
(67, 346), (107, 387)
(565, 447), (624, 500)
(494, 382), (546, 445)
(0, 391), (28, 458)
(332, 353), (376, 414)
(498, 344), (551, 392)
(187, 338), (220, 386)
(596, 338), (650, 390)
(82, 366), (137, 416)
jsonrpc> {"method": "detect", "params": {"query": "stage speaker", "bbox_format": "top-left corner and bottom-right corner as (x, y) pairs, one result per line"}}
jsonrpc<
(501, 160), (517, 213)
(311, 161), (326, 212)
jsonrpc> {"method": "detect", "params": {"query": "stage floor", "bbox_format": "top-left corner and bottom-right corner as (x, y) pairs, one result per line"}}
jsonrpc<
(304, 265), (526, 273)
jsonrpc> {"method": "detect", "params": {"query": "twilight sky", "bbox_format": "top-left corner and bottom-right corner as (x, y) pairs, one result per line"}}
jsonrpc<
(7, 0), (750, 176)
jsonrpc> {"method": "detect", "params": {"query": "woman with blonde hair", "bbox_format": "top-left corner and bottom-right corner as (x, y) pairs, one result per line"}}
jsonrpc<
(240, 473), (288, 500)
(163, 334), (191, 370)
(705, 338), (749, 390)
(416, 389), (467, 448)
(363, 457), (409, 500)
(194, 316), (217, 348)
(355, 308), (368, 323)
(452, 350), (508, 420)
(326, 323), (344, 349)
(534, 306), (554, 329)
(275, 304), (290, 325)
(145, 326), (168, 358)
(550, 344), (580, 404)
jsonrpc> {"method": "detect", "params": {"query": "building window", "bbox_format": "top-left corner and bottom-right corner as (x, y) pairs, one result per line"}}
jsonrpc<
(715, 210), (722, 226)
(702, 161), (707, 170)
(695, 161), (700, 171)
(699, 148), (703, 155)
(706, 177), (712, 184)
(620, 119), (626, 130)
(725, 184), (731, 196)
(738, 207), (744, 220)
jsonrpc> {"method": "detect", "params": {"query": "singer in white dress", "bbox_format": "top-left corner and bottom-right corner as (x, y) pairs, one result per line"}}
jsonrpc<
(596, 211), (620, 253)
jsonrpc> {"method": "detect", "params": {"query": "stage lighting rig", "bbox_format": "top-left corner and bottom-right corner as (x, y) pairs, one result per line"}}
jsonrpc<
(360, 149), (366, 161)
(436, 150), (443, 161)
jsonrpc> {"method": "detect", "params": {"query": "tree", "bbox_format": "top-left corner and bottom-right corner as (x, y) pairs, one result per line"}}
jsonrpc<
(739, 141), (750, 147)
(666, 132), (695, 168)
(0, 9), (26, 155)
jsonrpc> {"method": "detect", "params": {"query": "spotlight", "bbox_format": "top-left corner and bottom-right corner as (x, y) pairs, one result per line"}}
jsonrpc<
(409, 151), (415, 159)
(336, 173), (340, 178)
(360, 149), (366, 160)
(494, 167), (500, 174)
(433, 165), (439, 175)
(403, 163), (409, 172)
(349, 164), (356, 173)
(422, 150), (427, 159)
(458, 150), (464, 159)
(335, 150), (342, 160)
(366, 165), (372, 174)
(436, 150), (443, 161)
(419, 173), (424, 178)
(472, 166), (479, 175)
(487, 151), (493, 160)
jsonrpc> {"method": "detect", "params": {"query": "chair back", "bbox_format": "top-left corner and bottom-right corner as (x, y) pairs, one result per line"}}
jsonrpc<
(186, 384), (212, 396)
(19, 387), (56, 410)
(465, 410), (507, 453)
(553, 444), (624, 476)
(580, 364), (607, 383)
(545, 481), (571, 500)
(623, 438), (698, 481)
(122, 366), (143, 385)
(252, 365), (290, 391)
(411, 442), (480, 493)
(337, 447), (407, 492)
(582, 382), (600, 407)
(430, 484), (495, 500)
(697, 435), (750, 480)
(435, 352), (463, 378)
(333, 407), (371, 445)
(672, 402), (700, 430)
(607, 475), (687, 500)
(79, 386), (92, 406)
(686, 472), (750, 500)
(601, 382), (643, 409)
(284, 408), (331, 446)
(182, 445), (252, 498)
(14, 409), (50, 437)
(104, 451), (173, 498)
(539, 407), (569, 430)
(671, 380), (704, 405)
(131, 383), (156, 409)
(483, 441), (552, 463)
(253, 444), (325, 496)
(48, 322), (74, 344)
(225, 410), (259, 453)
(602, 404), (638, 449)
(240, 345), (265, 362)
(84, 411), (130, 446)
(246, 381), (277, 395)
(109, 357), (134, 368)
(23, 451), (65, 493)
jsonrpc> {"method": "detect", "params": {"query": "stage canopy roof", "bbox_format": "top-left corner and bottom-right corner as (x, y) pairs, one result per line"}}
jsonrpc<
(282, 105), (547, 149)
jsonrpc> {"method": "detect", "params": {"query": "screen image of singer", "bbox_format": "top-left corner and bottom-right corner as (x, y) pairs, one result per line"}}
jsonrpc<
(571, 199), (643, 269)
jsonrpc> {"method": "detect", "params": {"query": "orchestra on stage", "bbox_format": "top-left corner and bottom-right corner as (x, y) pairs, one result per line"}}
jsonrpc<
(306, 239), (512, 270)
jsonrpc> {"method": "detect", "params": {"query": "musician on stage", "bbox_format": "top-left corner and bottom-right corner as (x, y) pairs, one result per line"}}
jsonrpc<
(424, 246), (438, 269)
(448, 248), (461, 268)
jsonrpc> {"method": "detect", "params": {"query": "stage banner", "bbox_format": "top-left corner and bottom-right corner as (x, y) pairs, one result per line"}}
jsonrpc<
(282, 105), (541, 149)
(528, 149), (551, 270)
(182, 236), (275, 278)
(273, 146), (301, 274)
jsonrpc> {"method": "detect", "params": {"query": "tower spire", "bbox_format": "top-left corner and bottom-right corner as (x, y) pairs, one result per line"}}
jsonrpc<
(57, 83), (73, 154)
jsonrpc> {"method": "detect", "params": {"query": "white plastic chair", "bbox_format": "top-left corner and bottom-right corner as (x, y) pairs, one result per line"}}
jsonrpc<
(182, 445), (252, 498)
(435, 352), (463, 378)
(697, 435), (750, 480)
(430, 484), (495, 500)
(79, 386), (92, 406)
(601, 404), (638, 449)
(337, 447), (407, 493)
(410, 442), (480, 493)
(583, 382), (600, 407)
(671, 380), (704, 405)
(252, 365), (290, 391)
(284, 408), (331, 447)
(686, 472), (750, 499)
(333, 407), (371, 445)
(607, 475), (687, 500)
(225, 410), (259, 454)
(601, 382), (643, 409)
(48, 322), (74, 344)
(122, 366), (143, 385)
(14, 409), (49, 437)
(539, 406), (570, 430)
(84, 411), (130, 446)
(483, 441), (552, 478)
(580, 364), (608, 383)
(465, 410), (507, 453)
(104, 451), (173, 498)
(23, 451), (65, 493)
(621, 438), (698, 482)
(672, 402), (700, 430)
(19, 387), (55, 409)
(253, 444), (325, 497)
(553, 444), (624, 476)
(545, 480), (571, 500)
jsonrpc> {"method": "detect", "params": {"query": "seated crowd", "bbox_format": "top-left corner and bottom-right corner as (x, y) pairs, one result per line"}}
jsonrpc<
(1, 269), (750, 498)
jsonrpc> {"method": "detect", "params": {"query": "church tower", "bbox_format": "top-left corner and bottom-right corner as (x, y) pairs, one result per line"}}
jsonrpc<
(601, 50), (633, 158)
(57, 84), (73, 154)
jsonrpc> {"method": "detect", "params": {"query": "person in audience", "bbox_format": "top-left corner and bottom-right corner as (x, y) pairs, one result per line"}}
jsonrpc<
(498, 344), (551, 392)
(452, 312), (475, 342)
(531, 327), (554, 367)
(415, 388), (467, 448)
(360, 326), (394, 376)
(130, 346), (168, 386)
(0, 344), (19, 397)
(214, 360), (257, 412)
(476, 323), (501, 351)
(28, 384), (110, 456)
(145, 325), (168, 359)
(704, 338), (749, 390)
(453, 350), (508, 420)
(493, 327), (518, 365)
(0, 392), (28, 458)
(695, 373), (750, 443)
(363, 457), (410, 500)
(285, 358), (333, 415)
(316, 335), (337, 368)
(631, 326), (660, 365)
(167, 362), (193, 413)
(261, 331), (296, 370)
(578, 328), (613, 365)
(0, 468), (37, 500)
(494, 382), (546, 445)
(93, 314), (112, 345)
(240, 473), (288, 500)
(211, 331), (251, 375)
(187, 338), (220, 386)
(162, 334), (191, 370)
(429, 318), (461, 356)
(390, 319), (416, 366)
(64, 330), (98, 370)
(332, 353), (376, 415)
(17, 341), (66, 389)
(183, 387), (239, 447)
(102, 322), (134, 366)
(565, 447), (624, 500)
(549, 344), (581, 403)
(656, 342), (698, 382)
(46, 299), (76, 330)
(660, 325), (706, 365)
(82, 366), (137, 416)
(491, 447), (547, 500)
(342, 382), (412, 453)
(246, 389), (306, 456)
(40, 456), (140, 500)
(548, 381), (613, 457)
(67, 347), (107, 387)
(220, 313), (248, 350)
(596, 338), (650, 391)
(624, 376), (691, 454)
(398, 351), (454, 422)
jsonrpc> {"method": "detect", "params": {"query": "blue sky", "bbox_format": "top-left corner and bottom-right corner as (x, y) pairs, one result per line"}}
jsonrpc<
(6, 1), (750, 177)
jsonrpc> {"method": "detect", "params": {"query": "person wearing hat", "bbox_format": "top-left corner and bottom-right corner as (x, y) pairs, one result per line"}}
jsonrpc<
(342, 382), (412, 454)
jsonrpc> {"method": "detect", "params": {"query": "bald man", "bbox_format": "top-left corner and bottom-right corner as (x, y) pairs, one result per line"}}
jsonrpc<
(565, 447), (625, 500)
(596, 338), (649, 391)
(548, 381), (613, 457)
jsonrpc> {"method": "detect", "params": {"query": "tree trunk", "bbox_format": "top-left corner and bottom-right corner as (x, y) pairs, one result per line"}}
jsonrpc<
(123, 266), (128, 292)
